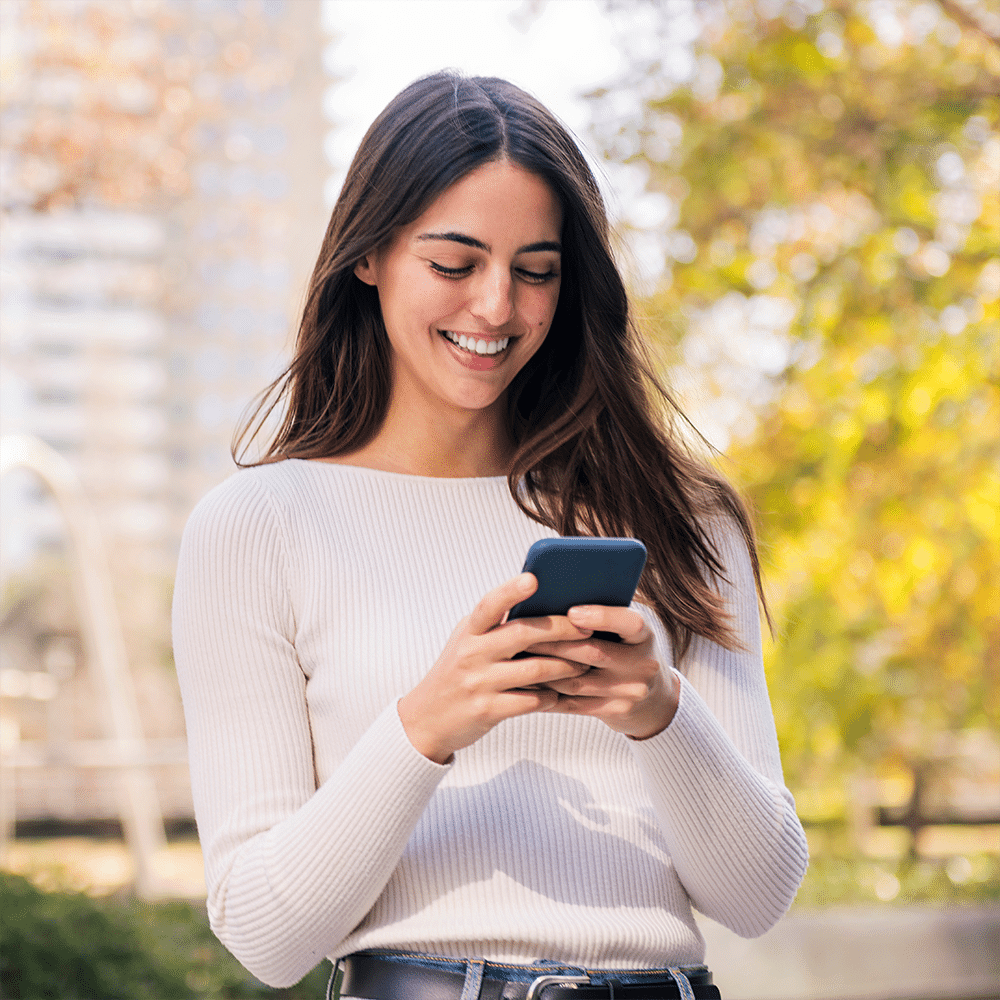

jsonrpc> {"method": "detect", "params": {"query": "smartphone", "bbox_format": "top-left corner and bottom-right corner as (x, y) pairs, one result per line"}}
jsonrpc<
(508, 537), (647, 642)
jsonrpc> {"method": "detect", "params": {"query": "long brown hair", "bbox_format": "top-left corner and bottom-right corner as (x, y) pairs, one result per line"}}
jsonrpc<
(234, 72), (766, 655)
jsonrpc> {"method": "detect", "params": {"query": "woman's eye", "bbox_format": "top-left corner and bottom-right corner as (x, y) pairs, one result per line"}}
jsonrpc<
(517, 267), (559, 284)
(429, 261), (559, 283)
(430, 261), (473, 278)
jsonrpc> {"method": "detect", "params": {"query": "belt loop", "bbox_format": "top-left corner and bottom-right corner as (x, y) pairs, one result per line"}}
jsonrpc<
(325, 958), (342, 1000)
(460, 957), (486, 1000)
(668, 967), (695, 1000)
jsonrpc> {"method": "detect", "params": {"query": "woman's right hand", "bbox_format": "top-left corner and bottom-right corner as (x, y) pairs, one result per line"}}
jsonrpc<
(397, 572), (594, 764)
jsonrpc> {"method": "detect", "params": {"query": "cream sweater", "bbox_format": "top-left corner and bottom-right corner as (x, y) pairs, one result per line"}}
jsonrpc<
(172, 459), (808, 988)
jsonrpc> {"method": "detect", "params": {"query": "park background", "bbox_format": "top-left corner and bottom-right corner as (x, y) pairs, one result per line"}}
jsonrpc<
(0, 0), (997, 997)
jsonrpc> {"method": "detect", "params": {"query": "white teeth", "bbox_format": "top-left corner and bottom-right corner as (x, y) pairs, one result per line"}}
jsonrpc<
(442, 330), (510, 356)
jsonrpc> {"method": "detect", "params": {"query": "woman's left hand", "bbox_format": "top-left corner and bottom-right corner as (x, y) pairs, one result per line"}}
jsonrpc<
(529, 606), (680, 740)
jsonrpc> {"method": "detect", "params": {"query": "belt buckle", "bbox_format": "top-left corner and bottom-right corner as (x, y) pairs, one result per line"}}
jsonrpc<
(525, 972), (591, 999)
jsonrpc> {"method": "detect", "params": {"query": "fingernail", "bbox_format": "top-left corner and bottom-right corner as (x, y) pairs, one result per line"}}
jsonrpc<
(568, 607), (597, 625)
(518, 573), (534, 590)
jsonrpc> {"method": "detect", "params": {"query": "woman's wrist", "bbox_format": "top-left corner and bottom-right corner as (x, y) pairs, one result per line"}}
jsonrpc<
(397, 693), (455, 765)
(625, 669), (680, 741)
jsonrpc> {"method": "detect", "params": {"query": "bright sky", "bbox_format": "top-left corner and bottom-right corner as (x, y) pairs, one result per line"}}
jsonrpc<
(320, 0), (623, 204)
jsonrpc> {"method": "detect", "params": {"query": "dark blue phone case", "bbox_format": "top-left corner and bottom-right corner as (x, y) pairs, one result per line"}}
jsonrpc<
(508, 537), (647, 631)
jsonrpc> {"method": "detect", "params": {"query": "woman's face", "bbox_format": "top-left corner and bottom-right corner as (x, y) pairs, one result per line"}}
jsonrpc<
(354, 158), (563, 425)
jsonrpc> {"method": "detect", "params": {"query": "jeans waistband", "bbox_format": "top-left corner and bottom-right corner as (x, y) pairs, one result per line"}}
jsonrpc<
(329, 950), (720, 1000)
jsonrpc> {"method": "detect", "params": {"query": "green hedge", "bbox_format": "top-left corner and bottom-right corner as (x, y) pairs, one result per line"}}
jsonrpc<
(0, 872), (331, 999)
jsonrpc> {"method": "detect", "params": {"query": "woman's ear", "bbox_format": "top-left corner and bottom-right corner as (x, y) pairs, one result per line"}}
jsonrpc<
(354, 253), (378, 286)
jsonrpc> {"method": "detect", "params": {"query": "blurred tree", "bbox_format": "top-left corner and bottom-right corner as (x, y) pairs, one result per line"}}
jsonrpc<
(0, 0), (316, 214)
(589, 0), (999, 829)
(0, 0), (195, 213)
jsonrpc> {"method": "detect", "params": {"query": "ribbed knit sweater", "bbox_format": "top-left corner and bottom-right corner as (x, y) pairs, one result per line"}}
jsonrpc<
(172, 459), (808, 988)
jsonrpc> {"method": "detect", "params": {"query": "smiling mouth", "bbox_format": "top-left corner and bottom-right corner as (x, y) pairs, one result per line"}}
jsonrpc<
(441, 330), (511, 356)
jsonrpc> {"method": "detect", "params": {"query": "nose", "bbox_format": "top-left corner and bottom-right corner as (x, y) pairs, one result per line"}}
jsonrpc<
(470, 267), (514, 329)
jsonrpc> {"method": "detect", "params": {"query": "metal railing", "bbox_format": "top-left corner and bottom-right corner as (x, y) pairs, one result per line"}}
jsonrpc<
(1, 434), (171, 897)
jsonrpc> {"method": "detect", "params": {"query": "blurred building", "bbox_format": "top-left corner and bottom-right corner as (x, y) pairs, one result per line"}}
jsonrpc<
(0, 0), (327, 823)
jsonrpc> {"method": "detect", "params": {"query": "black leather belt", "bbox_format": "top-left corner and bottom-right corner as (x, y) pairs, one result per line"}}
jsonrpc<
(338, 953), (721, 999)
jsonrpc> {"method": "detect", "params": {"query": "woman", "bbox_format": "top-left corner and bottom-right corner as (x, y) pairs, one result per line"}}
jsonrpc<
(173, 72), (808, 1000)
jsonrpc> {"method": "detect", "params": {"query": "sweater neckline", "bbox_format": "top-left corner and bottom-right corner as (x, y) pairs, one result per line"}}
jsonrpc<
(288, 458), (509, 485)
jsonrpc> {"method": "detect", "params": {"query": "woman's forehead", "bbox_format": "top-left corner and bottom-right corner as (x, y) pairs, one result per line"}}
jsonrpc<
(402, 160), (563, 245)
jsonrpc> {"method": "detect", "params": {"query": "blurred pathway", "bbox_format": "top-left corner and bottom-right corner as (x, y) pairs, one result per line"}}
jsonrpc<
(700, 906), (1000, 1000)
(2, 836), (205, 899)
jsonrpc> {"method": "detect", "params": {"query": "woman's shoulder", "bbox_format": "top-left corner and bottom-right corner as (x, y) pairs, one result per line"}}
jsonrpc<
(182, 458), (427, 533)
(191, 459), (289, 506)
(179, 461), (365, 568)
(686, 507), (760, 611)
(182, 460), (324, 534)
(192, 458), (358, 505)
(701, 509), (749, 554)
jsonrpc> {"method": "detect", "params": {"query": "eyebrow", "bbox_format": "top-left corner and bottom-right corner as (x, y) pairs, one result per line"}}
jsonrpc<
(415, 232), (561, 254)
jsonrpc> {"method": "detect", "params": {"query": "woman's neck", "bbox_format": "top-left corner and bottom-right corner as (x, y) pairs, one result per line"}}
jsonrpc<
(317, 403), (514, 479)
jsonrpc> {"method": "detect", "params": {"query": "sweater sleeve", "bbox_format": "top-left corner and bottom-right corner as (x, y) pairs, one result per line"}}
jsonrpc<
(628, 519), (809, 937)
(171, 476), (449, 987)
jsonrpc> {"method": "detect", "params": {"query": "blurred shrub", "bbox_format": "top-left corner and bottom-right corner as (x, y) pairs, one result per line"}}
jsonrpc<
(796, 850), (1000, 908)
(0, 872), (330, 999)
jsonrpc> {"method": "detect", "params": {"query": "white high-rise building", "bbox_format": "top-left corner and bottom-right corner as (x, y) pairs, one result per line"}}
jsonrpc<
(0, 0), (328, 823)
